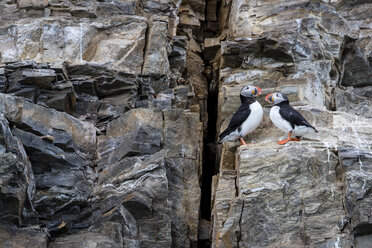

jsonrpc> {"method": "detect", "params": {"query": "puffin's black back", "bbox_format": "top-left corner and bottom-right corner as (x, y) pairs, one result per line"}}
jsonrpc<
(276, 101), (317, 132)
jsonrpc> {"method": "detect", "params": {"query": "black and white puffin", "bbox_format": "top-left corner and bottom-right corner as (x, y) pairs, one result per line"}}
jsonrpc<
(218, 85), (263, 145)
(265, 92), (318, 145)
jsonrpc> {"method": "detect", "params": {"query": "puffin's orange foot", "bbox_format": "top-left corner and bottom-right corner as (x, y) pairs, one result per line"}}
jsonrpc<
(277, 139), (290, 145)
(290, 138), (300, 141)
(240, 138), (247, 146)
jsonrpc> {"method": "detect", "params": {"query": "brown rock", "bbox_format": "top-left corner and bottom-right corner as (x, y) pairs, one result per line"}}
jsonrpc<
(142, 18), (170, 76)
(0, 226), (48, 248)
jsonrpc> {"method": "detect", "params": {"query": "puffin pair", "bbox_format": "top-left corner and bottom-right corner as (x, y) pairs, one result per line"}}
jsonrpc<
(218, 86), (317, 145)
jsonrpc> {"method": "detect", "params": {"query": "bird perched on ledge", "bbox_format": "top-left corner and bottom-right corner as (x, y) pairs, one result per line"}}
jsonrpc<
(265, 92), (318, 145)
(218, 85), (263, 145)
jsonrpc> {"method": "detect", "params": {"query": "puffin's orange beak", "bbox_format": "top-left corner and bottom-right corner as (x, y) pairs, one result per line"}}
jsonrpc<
(255, 87), (262, 96)
(265, 93), (273, 103)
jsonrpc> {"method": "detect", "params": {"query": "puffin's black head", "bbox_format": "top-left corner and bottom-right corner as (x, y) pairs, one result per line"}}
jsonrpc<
(264, 92), (289, 104)
(240, 85), (262, 102)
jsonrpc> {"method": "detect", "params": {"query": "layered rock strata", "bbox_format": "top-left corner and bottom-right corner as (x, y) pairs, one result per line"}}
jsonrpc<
(0, 0), (371, 247)
(211, 0), (372, 247)
(0, 0), (206, 246)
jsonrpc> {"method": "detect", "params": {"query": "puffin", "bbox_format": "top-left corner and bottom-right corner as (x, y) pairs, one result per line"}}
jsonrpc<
(265, 92), (318, 145)
(218, 85), (263, 145)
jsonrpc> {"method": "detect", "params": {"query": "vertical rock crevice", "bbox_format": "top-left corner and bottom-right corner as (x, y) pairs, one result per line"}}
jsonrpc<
(197, 0), (225, 246)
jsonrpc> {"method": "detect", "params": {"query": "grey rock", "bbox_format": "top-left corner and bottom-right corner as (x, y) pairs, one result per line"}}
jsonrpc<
(0, 225), (48, 248)
(141, 0), (174, 13)
(70, 6), (97, 18)
(97, 108), (163, 167)
(169, 36), (187, 73)
(336, 88), (372, 118)
(341, 37), (372, 88)
(71, 78), (96, 96)
(213, 144), (350, 247)
(7, 69), (56, 89)
(0, 17), (147, 74)
(339, 147), (372, 232)
(20, 97), (96, 158)
(3, 62), (76, 113)
(142, 19), (170, 76)
(18, 0), (48, 9)
(3, 0), (372, 247)
(95, 73), (138, 98)
(49, 232), (122, 248)
(11, 128), (93, 225)
(0, 116), (35, 225)
(0, 68), (7, 92)
(90, 150), (172, 248)
(97, 1), (138, 16)
(163, 110), (201, 246)
(67, 63), (115, 78)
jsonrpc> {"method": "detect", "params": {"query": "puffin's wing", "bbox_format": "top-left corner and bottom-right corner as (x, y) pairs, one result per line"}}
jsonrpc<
(219, 104), (251, 141)
(279, 105), (317, 131)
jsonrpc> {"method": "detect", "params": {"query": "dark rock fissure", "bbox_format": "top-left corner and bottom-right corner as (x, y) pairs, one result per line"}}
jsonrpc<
(198, 0), (221, 245)
(200, 0), (221, 213)
(236, 199), (244, 248)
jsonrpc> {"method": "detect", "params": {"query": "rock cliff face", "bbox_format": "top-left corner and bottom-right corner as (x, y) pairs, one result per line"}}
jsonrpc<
(0, 0), (205, 247)
(211, 0), (372, 247)
(0, 0), (371, 247)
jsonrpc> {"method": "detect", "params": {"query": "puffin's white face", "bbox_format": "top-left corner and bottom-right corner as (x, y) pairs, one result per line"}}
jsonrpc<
(265, 92), (288, 104)
(240, 85), (262, 97)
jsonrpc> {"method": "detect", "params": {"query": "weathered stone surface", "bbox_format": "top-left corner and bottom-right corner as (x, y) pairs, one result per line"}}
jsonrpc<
(142, 19), (170, 76)
(204, 38), (220, 60)
(8, 69), (56, 87)
(335, 88), (372, 118)
(95, 109), (202, 247)
(91, 150), (172, 248)
(11, 128), (93, 224)
(97, 108), (163, 166)
(0, 17), (147, 74)
(20, 99), (96, 157)
(211, 170), (237, 246)
(1, 0), (371, 247)
(0, 116), (35, 225)
(0, 0), (205, 245)
(0, 225), (48, 248)
(0, 93), (97, 231)
(212, 1), (372, 247)
(17, 0), (48, 9)
(169, 36), (187, 73)
(49, 231), (121, 248)
(335, 1), (372, 118)
(213, 144), (349, 247)
(0, 68), (6, 91)
(2, 62), (76, 113)
(96, 72), (138, 98)
(339, 146), (372, 238)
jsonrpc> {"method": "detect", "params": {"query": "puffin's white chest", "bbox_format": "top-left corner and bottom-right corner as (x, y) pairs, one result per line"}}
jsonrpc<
(270, 106), (292, 132)
(239, 101), (263, 136)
